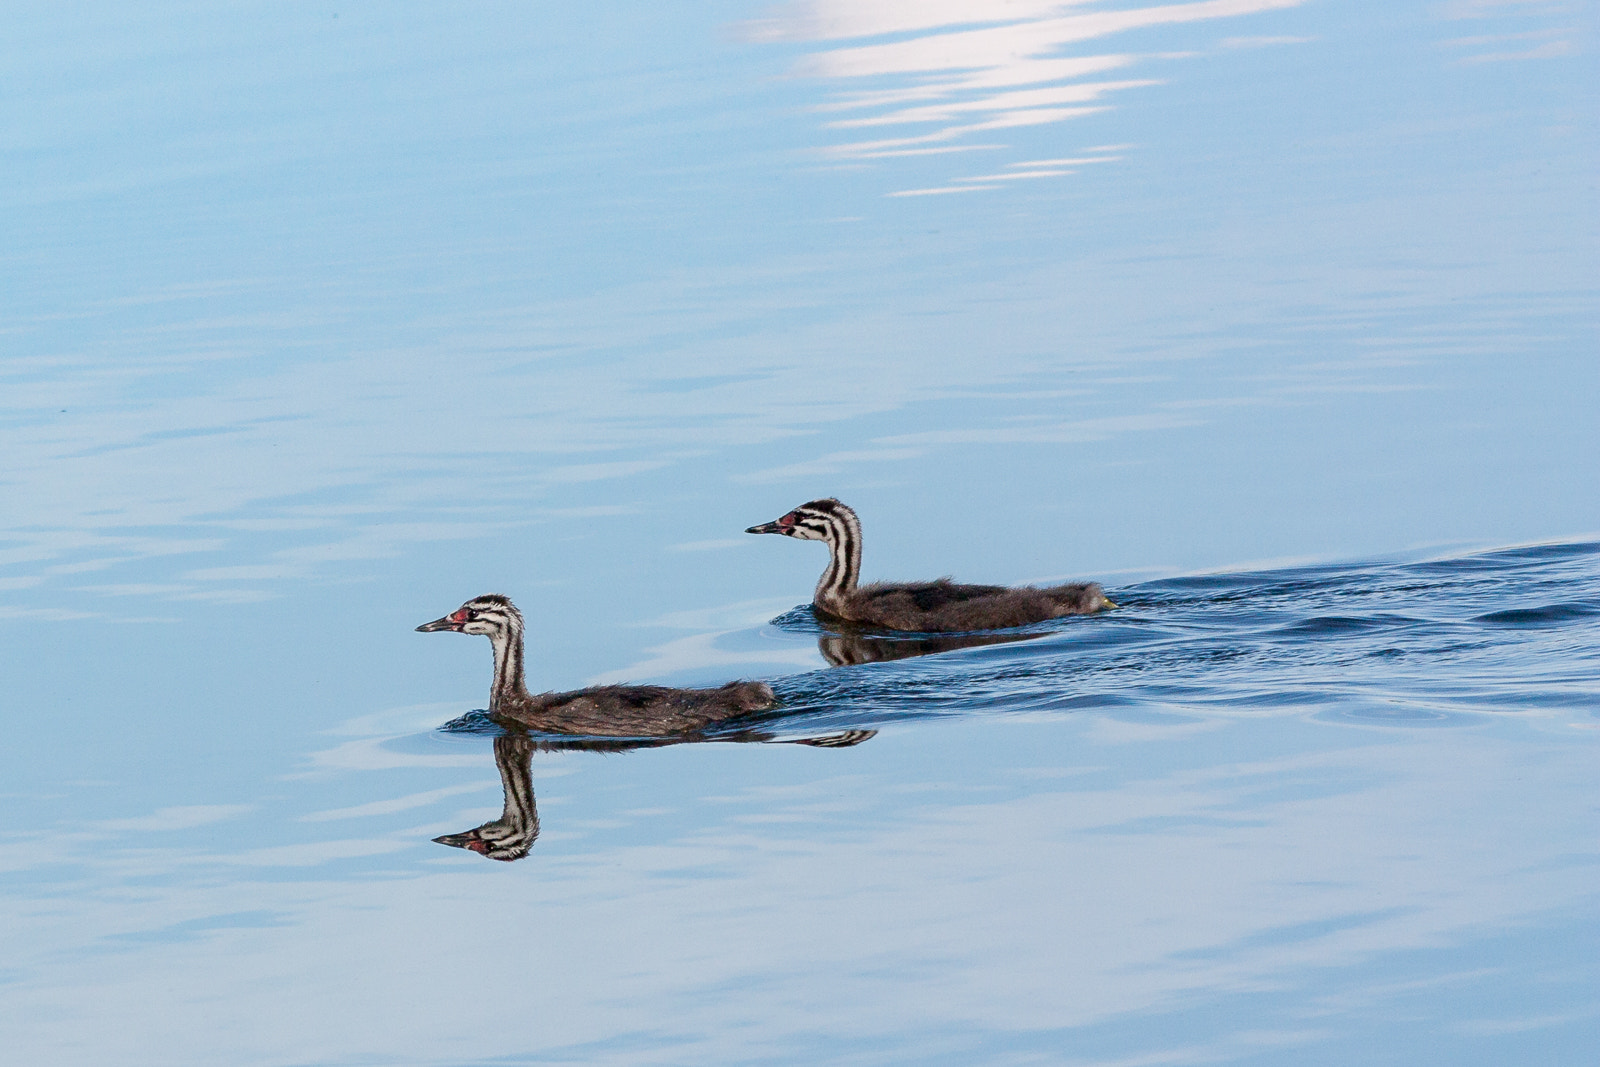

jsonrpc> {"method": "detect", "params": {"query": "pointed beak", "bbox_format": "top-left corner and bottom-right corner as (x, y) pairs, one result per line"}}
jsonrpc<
(746, 519), (784, 535)
(432, 830), (483, 849)
(416, 615), (461, 633)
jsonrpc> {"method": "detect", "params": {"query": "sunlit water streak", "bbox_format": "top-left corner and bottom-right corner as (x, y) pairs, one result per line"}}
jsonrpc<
(747, 0), (1309, 187)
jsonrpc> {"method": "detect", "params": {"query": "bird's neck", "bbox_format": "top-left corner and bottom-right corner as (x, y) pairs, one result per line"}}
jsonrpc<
(815, 515), (862, 612)
(492, 733), (539, 839)
(487, 627), (531, 711)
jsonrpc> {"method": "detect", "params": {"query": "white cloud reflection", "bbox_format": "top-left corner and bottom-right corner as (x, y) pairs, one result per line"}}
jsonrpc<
(587, 630), (825, 684)
(750, 0), (1306, 190)
(1436, 0), (1586, 61)
(299, 782), (495, 823)
(594, 596), (827, 682)
(95, 805), (254, 833)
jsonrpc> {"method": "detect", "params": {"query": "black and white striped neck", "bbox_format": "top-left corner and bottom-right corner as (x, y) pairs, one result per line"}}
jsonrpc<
(433, 732), (540, 861)
(487, 615), (530, 712)
(808, 500), (862, 613)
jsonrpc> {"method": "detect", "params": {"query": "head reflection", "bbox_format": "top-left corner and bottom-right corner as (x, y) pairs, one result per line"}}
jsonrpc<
(434, 732), (542, 861)
(433, 725), (876, 863)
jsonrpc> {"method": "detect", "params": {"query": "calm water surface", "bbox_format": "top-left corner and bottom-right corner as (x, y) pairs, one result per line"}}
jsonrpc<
(2, 0), (1597, 1063)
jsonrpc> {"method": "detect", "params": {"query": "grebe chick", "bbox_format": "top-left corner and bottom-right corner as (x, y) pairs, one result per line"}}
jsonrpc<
(417, 594), (776, 735)
(746, 498), (1115, 633)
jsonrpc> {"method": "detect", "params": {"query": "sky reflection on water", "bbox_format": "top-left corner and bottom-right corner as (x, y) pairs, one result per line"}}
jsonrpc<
(1, 0), (1597, 1062)
(4, 715), (1596, 1064)
(5, 541), (1597, 1062)
(3, 0), (1593, 639)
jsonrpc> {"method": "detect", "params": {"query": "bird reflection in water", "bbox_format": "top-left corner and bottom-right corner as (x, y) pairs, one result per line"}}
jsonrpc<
(433, 725), (875, 862)
(434, 732), (544, 861)
(817, 629), (1048, 666)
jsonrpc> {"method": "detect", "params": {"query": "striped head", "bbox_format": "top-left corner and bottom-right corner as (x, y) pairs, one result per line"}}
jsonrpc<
(435, 733), (538, 861)
(745, 498), (858, 544)
(747, 498), (863, 609)
(432, 820), (538, 862)
(416, 594), (523, 638)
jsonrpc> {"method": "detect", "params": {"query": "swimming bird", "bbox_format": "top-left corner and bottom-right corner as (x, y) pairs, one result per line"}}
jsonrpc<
(746, 498), (1114, 632)
(416, 594), (776, 734)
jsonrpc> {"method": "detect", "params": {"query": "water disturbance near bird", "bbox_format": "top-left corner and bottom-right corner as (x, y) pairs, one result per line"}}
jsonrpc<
(754, 539), (1600, 729)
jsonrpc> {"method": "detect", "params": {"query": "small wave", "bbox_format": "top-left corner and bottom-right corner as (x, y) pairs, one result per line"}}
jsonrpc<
(1312, 702), (1485, 728)
(1406, 540), (1600, 575)
(1471, 602), (1600, 627)
(1143, 573), (1270, 591)
(1484, 541), (1600, 562)
(768, 605), (825, 632)
(437, 710), (505, 735)
(1272, 614), (1414, 636)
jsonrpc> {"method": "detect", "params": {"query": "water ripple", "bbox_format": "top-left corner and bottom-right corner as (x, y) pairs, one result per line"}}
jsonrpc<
(753, 540), (1600, 730)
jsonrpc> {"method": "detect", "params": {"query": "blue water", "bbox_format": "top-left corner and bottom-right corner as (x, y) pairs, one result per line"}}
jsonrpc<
(3, 0), (1597, 1063)
(5, 542), (1598, 1063)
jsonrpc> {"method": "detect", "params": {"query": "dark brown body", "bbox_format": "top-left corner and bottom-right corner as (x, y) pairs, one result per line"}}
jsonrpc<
(748, 498), (1113, 633)
(491, 680), (777, 736)
(835, 578), (1108, 633)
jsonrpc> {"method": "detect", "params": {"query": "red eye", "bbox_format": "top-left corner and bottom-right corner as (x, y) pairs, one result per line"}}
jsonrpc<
(780, 512), (798, 526)
(450, 609), (470, 623)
